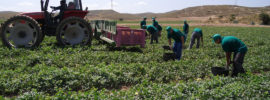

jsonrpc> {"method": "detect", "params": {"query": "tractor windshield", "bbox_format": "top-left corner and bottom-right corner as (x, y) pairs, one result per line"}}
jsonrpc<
(66, 0), (81, 10)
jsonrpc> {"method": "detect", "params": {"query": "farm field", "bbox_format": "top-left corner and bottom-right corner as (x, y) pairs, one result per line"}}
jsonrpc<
(0, 24), (270, 99)
(117, 20), (201, 25)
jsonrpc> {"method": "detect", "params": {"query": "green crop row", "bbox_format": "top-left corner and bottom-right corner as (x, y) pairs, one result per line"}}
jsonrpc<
(2, 72), (269, 99)
(0, 26), (269, 99)
(117, 20), (200, 24)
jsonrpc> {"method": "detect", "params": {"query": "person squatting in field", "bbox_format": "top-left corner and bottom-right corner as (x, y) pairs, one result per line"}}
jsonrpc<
(213, 34), (248, 77)
(188, 28), (204, 49)
(166, 26), (186, 60)
(142, 25), (159, 44)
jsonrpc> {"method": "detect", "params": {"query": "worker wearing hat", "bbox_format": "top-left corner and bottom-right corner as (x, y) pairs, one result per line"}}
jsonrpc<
(188, 28), (203, 49)
(140, 17), (148, 37)
(140, 17), (147, 29)
(213, 34), (247, 77)
(183, 20), (189, 39)
(152, 17), (159, 27)
(166, 26), (186, 60)
(152, 17), (162, 37)
(142, 25), (159, 44)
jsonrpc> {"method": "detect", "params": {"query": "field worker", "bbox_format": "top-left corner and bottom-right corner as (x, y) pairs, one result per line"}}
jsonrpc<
(152, 17), (162, 37)
(50, 0), (67, 21)
(142, 25), (159, 44)
(157, 24), (162, 37)
(140, 17), (147, 29)
(213, 34), (247, 77)
(183, 20), (189, 38)
(188, 28), (203, 49)
(166, 26), (186, 60)
(152, 17), (159, 27)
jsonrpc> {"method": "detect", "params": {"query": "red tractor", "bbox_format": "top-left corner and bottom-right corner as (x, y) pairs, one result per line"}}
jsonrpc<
(0, 0), (92, 48)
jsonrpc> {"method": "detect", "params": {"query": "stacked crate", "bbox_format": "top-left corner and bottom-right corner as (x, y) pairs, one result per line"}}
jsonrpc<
(90, 20), (145, 48)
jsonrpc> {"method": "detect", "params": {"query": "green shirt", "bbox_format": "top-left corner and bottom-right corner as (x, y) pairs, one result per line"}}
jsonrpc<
(152, 20), (159, 27)
(146, 25), (158, 34)
(140, 20), (146, 29)
(167, 29), (186, 43)
(194, 28), (203, 36)
(183, 23), (189, 34)
(157, 24), (162, 31)
(221, 36), (248, 53)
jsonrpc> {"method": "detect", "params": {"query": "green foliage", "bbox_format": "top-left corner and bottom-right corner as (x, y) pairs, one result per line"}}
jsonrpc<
(117, 20), (199, 24)
(259, 12), (270, 25)
(0, 25), (270, 99)
(119, 18), (124, 21)
(0, 20), (4, 24)
(230, 14), (236, 22)
(8, 72), (270, 99)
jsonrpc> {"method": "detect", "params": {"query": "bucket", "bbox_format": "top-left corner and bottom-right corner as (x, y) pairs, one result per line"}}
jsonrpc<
(162, 46), (171, 50)
(211, 67), (229, 76)
(163, 53), (176, 61)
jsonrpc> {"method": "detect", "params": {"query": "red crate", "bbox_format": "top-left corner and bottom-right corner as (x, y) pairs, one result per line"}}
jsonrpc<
(115, 28), (146, 48)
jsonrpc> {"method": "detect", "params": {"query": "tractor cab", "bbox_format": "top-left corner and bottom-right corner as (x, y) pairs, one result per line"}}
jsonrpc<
(66, 0), (81, 10)
(39, 0), (88, 36)
(41, 0), (87, 24)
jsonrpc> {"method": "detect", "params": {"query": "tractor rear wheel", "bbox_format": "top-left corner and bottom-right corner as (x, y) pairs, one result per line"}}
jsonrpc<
(0, 15), (43, 48)
(56, 17), (92, 46)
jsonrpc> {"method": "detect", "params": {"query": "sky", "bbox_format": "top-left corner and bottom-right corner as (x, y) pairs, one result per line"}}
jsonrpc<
(0, 0), (269, 13)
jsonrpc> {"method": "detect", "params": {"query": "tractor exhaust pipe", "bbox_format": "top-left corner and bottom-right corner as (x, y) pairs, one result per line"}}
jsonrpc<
(41, 0), (44, 11)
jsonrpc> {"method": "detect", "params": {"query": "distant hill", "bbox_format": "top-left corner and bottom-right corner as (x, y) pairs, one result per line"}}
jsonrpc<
(0, 11), (19, 20)
(86, 10), (139, 20)
(1, 5), (270, 24)
(166, 5), (270, 17)
(86, 5), (270, 20)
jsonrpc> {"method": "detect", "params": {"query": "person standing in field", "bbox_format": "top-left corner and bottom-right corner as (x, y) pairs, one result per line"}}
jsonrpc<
(152, 17), (159, 27)
(213, 34), (248, 77)
(140, 17), (148, 37)
(157, 24), (162, 37)
(142, 25), (159, 44)
(183, 20), (189, 40)
(152, 17), (162, 37)
(140, 17), (147, 29)
(188, 28), (203, 49)
(166, 26), (186, 60)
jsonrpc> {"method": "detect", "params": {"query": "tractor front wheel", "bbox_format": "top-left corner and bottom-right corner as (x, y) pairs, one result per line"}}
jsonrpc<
(56, 17), (92, 46)
(0, 15), (43, 48)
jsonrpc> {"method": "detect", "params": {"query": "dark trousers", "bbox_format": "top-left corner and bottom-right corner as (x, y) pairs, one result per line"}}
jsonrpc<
(173, 42), (182, 60)
(150, 32), (158, 44)
(189, 32), (201, 49)
(232, 52), (246, 77)
(184, 32), (188, 41)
